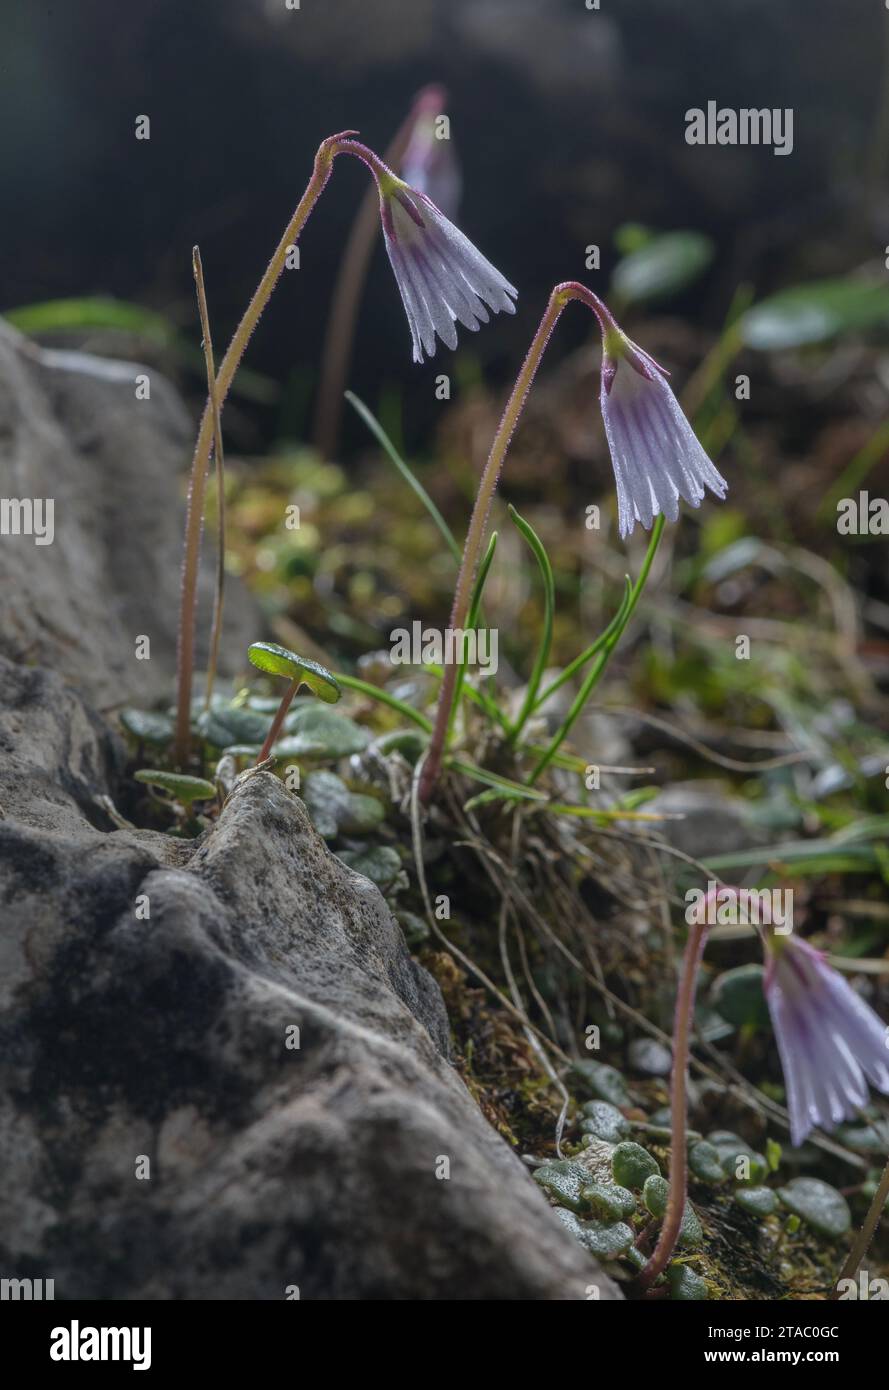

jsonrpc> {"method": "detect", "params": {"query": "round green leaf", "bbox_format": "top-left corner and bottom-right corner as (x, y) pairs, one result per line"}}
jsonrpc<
(247, 642), (341, 704)
(134, 769), (216, 804)
(198, 704), (268, 749)
(710, 964), (770, 1030)
(579, 1100), (630, 1144)
(612, 1142), (660, 1189)
(570, 1060), (630, 1106)
(776, 1177), (851, 1239)
(734, 1186), (779, 1218)
(668, 1264), (709, 1300)
(277, 705), (370, 759)
(302, 771), (384, 839)
(581, 1181), (636, 1222)
(533, 1160), (590, 1214)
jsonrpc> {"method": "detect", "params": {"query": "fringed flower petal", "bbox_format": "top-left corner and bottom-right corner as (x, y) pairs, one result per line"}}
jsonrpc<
(599, 335), (728, 539)
(764, 936), (889, 1146)
(380, 181), (516, 363)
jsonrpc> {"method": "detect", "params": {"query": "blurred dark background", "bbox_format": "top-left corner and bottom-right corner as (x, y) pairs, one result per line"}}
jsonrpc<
(1, 0), (885, 454)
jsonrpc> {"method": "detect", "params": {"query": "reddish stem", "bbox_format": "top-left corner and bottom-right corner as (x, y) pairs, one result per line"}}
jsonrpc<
(637, 920), (708, 1293)
(257, 679), (299, 764)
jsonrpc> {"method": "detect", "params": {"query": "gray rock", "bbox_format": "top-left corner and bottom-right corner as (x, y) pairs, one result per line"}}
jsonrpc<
(645, 781), (769, 861)
(0, 657), (620, 1299)
(0, 322), (257, 707)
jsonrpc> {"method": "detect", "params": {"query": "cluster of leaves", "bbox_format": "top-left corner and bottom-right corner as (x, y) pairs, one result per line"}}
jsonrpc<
(533, 1057), (855, 1300)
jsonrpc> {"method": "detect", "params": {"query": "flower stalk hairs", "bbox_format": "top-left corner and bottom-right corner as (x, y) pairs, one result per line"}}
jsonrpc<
(419, 280), (728, 801)
(173, 130), (515, 766)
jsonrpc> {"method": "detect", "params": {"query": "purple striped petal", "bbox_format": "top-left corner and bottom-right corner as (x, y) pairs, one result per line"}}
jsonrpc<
(381, 184), (516, 363)
(764, 936), (889, 1146)
(599, 338), (728, 539)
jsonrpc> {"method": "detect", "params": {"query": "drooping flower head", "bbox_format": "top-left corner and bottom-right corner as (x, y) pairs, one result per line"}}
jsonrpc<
(400, 84), (462, 221)
(763, 931), (889, 1147)
(593, 305), (728, 539)
(375, 161), (516, 364)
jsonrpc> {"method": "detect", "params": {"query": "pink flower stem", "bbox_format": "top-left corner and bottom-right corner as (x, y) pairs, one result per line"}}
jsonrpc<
(256, 679), (300, 765)
(418, 281), (613, 804)
(637, 920), (709, 1293)
(173, 132), (387, 767)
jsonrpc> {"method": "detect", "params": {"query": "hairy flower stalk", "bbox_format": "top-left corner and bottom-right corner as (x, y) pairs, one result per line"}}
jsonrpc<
(763, 932), (889, 1147)
(637, 917), (709, 1293)
(420, 281), (727, 802)
(174, 131), (348, 765)
(174, 131), (511, 765)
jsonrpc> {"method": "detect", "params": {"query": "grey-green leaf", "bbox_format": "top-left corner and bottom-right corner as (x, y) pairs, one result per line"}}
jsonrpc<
(533, 1160), (591, 1214)
(579, 1100), (630, 1144)
(668, 1264), (709, 1300)
(120, 709), (175, 745)
(776, 1178), (851, 1239)
(571, 1060), (630, 1107)
(198, 704), (268, 749)
(302, 771), (384, 839)
(276, 704), (370, 759)
(710, 964), (769, 1030)
(735, 1186), (779, 1218)
(689, 1141), (727, 1185)
(337, 845), (404, 893)
(612, 1142), (660, 1189)
(581, 1182), (636, 1222)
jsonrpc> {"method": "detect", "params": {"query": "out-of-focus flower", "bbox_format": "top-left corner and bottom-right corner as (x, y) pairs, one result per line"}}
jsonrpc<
(400, 84), (462, 221)
(596, 314), (728, 539)
(377, 166), (516, 364)
(763, 933), (889, 1147)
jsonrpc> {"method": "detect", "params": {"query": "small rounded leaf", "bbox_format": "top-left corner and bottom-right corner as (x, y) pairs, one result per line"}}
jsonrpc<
(734, 1186), (779, 1218)
(247, 642), (341, 704)
(668, 1264), (709, 1300)
(120, 709), (175, 744)
(612, 1142), (660, 1189)
(776, 1178), (851, 1239)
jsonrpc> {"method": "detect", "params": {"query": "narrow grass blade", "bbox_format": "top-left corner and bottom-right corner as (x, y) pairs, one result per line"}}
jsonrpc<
(334, 672), (433, 733)
(507, 505), (555, 742)
(345, 390), (460, 563)
(532, 577), (633, 714)
(529, 515), (665, 784)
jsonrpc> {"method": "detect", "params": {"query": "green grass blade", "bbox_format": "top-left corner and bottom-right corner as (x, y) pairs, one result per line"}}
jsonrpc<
(345, 390), (460, 564)
(532, 576), (632, 714)
(507, 505), (555, 742)
(447, 757), (549, 802)
(334, 673), (432, 733)
(450, 529), (500, 735)
(529, 515), (665, 784)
